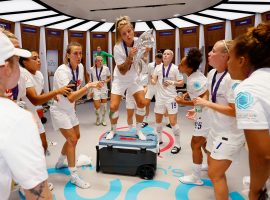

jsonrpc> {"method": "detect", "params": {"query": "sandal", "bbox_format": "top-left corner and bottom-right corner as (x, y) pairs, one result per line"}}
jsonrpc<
(171, 146), (181, 154)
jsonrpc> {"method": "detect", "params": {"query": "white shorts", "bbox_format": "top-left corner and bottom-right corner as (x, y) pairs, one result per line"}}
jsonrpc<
(126, 90), (136, 109)
(193, 107), (210, 137)
(206, 134), (244, 161)
(93, 88), (108, 101)
(145, 85), (156, 100)
(154, 100), (178, 115)
(33, 111), (45, 134)
(111, 80), (143, 96)
(50, 109), (79, 130)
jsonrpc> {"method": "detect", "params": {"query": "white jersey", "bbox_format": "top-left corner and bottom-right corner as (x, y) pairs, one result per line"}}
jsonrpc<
(153, 63), (183, 103)
(50, 63), (84, 112)
(234, 68), (270, 130)
(187, 70), (207, 99)
(22, 70), (44, 113)
(87, 65), (110, 92)
(207, 69), (244, 145)
(0, 98), (48, 200)
(113, 38), (138, 83)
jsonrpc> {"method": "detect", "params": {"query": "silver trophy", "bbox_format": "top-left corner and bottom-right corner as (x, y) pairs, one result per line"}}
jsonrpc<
(133, 29), (155, 74)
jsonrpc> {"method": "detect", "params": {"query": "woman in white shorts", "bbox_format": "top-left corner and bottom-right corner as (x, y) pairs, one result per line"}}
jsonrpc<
(228, 23), (270, 200)
(19, 51), (72, 154)
(142, 53), (163, 128)
(88, 56), (111, 126)
(152, 49), (184, 154)
(176, 48), (209, 185)
(50, 42), (102, 189)
(194, 40), (245, 199)
(106, 16), (150, 141)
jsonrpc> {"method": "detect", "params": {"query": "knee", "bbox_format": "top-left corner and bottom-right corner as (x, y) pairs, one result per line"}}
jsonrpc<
(191, 137), (202, 149)
(208, 168), (222, 182)
(67, 136), (78, 147)
(136, 99), (146, 108)
(110, 103), (118, 111)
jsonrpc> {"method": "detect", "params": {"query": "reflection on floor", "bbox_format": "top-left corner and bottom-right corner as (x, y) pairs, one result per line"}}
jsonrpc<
(10, 101), (249, 200)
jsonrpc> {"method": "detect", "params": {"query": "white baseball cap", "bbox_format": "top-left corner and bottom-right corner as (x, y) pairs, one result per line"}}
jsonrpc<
(0, 31), (31, 65)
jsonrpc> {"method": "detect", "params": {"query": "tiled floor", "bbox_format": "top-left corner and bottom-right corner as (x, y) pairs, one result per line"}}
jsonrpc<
(10, 101), (249, 200)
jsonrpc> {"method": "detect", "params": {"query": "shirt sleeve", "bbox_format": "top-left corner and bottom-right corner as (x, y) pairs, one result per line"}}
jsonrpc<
(106, 66), (111, 76)
(55, 68), (70, 88)
(113, 44), (126, 66)
(102, 51), (113, 58)
(234, 85), (268, 129)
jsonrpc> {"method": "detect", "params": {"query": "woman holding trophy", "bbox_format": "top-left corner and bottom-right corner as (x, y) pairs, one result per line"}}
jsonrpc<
(106, 16), (152, 140)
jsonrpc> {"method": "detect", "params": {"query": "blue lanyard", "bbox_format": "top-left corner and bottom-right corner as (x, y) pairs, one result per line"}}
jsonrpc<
(95, 66), (103, 81)
(211, 70), (227, 103)
(69, 63), (79, 90)
(123, 41), (134, 70)
(11, 84), (19, 100)
(162, 63), (172, 78)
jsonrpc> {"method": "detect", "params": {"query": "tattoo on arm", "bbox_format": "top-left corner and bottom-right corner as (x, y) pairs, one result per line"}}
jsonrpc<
(29, 181), (45, 200)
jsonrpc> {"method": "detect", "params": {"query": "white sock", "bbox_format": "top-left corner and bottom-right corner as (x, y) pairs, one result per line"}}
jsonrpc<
(69, 167), (77, 175)
(95, 108), (100, 115)
(136, 123), (142, 132)
(128, 124), (133, 130)
(164, 116), (169, 124)
(101, 103), (107, 118)
(58, 154), (66, 164)
(172, 125), (181, 147)
(192, 163), (202, 178)
(144, 116), (148, 123)
(156, 123), (163, 142)
(111, 124), (116, 132)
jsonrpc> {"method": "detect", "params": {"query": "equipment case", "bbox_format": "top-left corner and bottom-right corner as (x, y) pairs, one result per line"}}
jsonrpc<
(96, 129), (158, 179)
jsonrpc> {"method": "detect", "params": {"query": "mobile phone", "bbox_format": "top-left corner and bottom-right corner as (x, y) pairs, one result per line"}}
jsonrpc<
(64, 80), (77, 97)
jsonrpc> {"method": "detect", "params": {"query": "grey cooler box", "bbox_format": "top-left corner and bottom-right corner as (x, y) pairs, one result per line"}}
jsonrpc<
(96, 128), (159, 179)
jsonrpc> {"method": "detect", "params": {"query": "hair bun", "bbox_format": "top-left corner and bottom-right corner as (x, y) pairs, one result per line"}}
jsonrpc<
(251, 23), (270, 44)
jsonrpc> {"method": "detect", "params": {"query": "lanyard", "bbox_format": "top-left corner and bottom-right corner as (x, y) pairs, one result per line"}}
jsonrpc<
(162, 63), (172, 78)
(123, 41), (134, 70)
(11, 84), (19, 100)
(69, 63), (79, 90)
(95, 66), (103, 81)
(211, 70), (227, 103)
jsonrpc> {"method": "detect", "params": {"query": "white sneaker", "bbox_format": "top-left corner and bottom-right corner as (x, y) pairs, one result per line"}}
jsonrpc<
(101, 120), (107, 126)
(96, 117), (100, 126)
(71, 174), (90, 189)
(106, 131), (115, 140)
(137, 130), (146, 140)
(178, 174), (204, 186)
(201, 164), (208, 171)
(55, 161), (68, 169)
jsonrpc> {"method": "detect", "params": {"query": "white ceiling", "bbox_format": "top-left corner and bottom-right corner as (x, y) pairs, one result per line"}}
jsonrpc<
(40, 0), (221, 22)
(0, 0), (270, 31)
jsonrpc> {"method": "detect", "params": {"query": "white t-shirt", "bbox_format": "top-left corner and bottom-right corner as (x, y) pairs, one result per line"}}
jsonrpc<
(50, 63), (84, 112)
(87, 65), (110, 91)
(207, 69), (244, 145)
(113, 38), (138, 83)
(187, 70), (207, 99)
(234, 68), (270, 130)
(22, 70), (44, 113)
(153, 63), (183, 103)
(0, 98), (48, 200)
